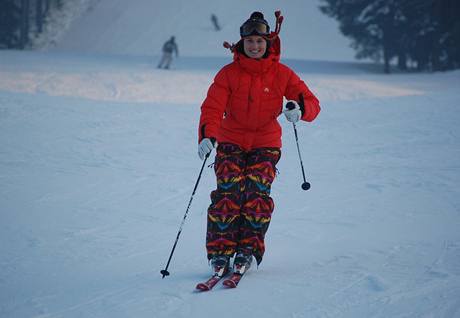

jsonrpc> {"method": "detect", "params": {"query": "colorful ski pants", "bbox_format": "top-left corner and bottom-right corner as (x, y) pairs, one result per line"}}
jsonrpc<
(206, 143), (281, 265)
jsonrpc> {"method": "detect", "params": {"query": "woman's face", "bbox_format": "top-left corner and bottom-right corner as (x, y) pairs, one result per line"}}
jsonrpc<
(243, 35), (267, 59)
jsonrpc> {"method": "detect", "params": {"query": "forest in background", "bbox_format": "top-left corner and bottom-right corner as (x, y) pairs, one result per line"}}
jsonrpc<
(320, 0), (460, 72)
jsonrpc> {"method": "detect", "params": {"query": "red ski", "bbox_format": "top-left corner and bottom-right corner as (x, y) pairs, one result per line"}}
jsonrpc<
(196, 256), (232, 291)
(222, 255), (251, 288)
(222, 273), (243, 288)
(196, 254), (251, 290)
(195, 274), (226, 291)
(196, 262), (230, 291)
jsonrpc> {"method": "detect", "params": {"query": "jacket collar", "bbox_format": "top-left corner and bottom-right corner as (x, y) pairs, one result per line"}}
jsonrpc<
(235, 53), (277, 74)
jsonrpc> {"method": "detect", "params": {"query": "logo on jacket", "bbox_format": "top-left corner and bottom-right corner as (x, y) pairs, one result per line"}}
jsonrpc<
(263, 87), (270, 93)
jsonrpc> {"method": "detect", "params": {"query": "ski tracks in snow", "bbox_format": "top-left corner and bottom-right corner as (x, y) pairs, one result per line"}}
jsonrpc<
(1, 51), (460, 318)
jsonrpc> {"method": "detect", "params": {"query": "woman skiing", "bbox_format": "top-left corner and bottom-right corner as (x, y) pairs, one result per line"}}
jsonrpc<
(197, 11), (320, 285)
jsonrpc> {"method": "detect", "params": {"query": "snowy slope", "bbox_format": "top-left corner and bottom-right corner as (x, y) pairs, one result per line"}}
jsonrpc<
(1, 49), (460, 317)
(1, 1), (460, 317)
(48, 0), (356, 61)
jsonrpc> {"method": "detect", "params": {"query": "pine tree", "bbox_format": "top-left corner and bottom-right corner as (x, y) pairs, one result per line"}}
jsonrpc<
(320, 0), (407, 73)
(320, 0), (460, 72)
(432, 0), (460, 70)
(0, 0), (22, 48)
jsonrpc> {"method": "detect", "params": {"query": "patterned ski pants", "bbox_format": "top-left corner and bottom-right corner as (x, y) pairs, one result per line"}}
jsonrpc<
(206, 143), (281, 265)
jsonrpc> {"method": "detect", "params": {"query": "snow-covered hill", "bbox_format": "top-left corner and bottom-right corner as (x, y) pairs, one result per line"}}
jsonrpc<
(1, 1), (460, 317)
(41, 0), (356, 61)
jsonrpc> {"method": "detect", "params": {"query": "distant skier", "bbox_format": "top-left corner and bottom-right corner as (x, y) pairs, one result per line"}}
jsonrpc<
(196, 11), (321, 290)
(157, 36), (178, 69)
(211, 14), (221, 31)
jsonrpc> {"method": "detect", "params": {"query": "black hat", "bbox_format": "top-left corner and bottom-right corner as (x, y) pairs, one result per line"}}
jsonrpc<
(240, 11), (270, 37)
(249, 12), (267, 23)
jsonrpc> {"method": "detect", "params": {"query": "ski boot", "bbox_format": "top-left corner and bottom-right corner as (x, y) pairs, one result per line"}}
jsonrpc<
(210, 255), (230, 277)
(222, 250), (253, 288)
(232, 250), (253, 275)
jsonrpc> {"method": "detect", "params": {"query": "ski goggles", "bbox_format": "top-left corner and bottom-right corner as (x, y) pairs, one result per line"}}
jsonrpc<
(240, 20), (270, 37)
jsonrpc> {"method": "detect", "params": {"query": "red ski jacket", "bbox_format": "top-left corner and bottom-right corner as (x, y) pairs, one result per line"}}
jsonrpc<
(198, 39), (320, 151)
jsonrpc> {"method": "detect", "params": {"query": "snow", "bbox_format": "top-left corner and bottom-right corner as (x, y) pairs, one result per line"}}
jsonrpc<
(48, 0), (356, 62)
(1, 1), (460, 317)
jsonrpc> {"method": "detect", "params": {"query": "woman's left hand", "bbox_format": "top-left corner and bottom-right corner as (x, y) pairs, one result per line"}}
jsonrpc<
(283, 100), (302, 123)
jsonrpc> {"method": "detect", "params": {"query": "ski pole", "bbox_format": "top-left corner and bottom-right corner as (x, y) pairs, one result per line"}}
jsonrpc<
(291, 122), (311, 191)
(161, 153), (210, 278)
(286, 95), (311, 191)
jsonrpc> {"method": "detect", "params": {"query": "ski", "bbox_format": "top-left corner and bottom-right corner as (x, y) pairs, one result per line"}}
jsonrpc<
(222, 273), (244, 288)
(195, 258), (230, 291)
(195, 273), (227, 291)
(222, 253), (251, 288)
(196, 254), (251, 290)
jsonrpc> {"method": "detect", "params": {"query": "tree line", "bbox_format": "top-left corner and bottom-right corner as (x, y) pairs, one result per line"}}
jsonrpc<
(320, 0), (460, 73)
(0, 0), (62, 49)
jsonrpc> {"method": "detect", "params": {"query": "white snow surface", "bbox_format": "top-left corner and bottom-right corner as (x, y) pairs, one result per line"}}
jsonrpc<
(1, 1), (460, 318)
(47, 0), (356, 62)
